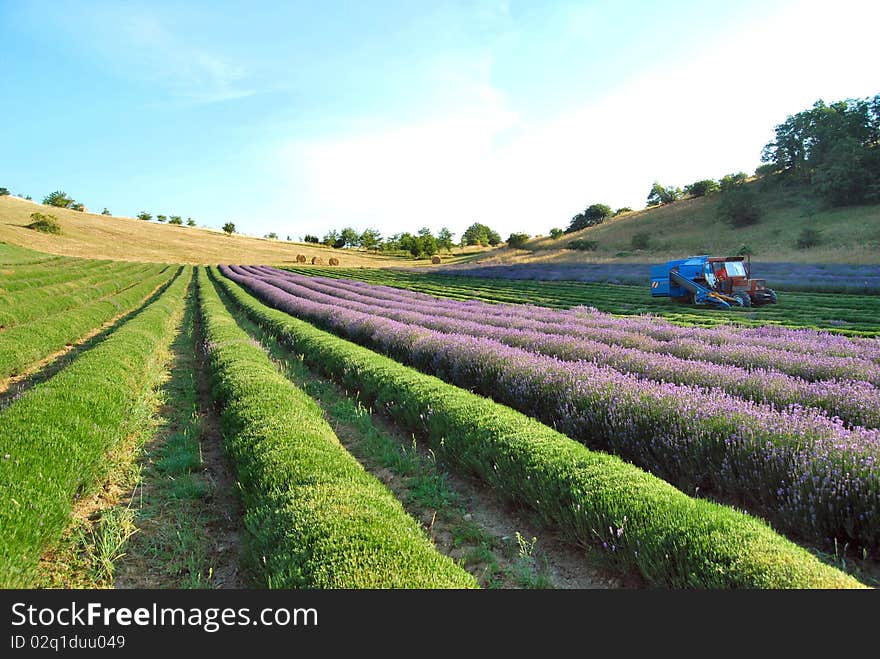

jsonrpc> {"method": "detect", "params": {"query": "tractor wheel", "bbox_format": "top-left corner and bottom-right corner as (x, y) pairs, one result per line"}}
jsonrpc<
(733, 292), (751, 308)
(767, 289), (778, 304)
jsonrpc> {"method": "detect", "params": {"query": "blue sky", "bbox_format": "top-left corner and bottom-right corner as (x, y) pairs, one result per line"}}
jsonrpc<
(1, 0), (878, 241)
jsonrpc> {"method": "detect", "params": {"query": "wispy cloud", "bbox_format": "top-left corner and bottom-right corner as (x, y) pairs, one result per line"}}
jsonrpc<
(53, 3), (258, 104)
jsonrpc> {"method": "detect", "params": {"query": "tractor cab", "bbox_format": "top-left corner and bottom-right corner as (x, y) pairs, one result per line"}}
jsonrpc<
(704, 256), (777, 307)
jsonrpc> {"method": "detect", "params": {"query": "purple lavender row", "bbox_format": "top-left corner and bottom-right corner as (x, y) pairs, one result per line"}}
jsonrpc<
(265, 265), (880, 366)
(241, 269), (880, 429)
(222, 266), (880, 551)
(259, 266), (880, 382)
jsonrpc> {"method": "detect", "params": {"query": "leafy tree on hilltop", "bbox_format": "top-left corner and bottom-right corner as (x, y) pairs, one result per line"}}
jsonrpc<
(684, 179), (720, 197)
(137, 211), (152, 221)
(222, 222), (236, 235)
(43, 190), (75, 208)
(169, 215), (182, 225)
(462, 222), (500, 246)
(0, 187), (10, 196)
(156, 214), (167, 223)
(646, 182), (681, 207)
(567, 203), (612, 233)
(186, 217), (196, 226)
(719, 172), (748, 191)
(101, 208), (111, 215)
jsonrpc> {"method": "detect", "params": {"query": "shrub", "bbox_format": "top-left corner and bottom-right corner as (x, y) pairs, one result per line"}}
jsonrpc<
(265, 232), (278, 239)
(0, 187), (10, 196)
(716, 187), (762, 227)
(796, 228), (823, 249)
(27, 212), (61, 234)
(549, 228), (564, 239)
(137, 211), (152, 222)
(156, 215), (167, 223)
(630, 232), (650, 250)
(567, 239), (598, 251)
(101, 208), (111, 215)
(303, 234), (320, 243)
(684, 179), (720, 197)
(506, 232), (530, 249)
(186, 218), (196, 227)
(719, 172), (748, 192)
(222, 222), (236, 235)
(614, 207), (632, 216)
(169, 215), (183, 225)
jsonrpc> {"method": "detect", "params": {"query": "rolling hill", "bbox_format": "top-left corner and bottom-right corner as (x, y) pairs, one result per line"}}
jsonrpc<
(478, 180), (880, 265)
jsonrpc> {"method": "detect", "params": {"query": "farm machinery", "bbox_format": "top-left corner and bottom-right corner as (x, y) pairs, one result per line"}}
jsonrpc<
(650, 255), (778, 310)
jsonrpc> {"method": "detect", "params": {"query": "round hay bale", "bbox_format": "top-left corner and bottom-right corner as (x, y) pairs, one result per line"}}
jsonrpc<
(328, 257), (339, 266)
(311, 256), (324, 265)
(431, 255), (442, 264)
(295, 253), (307, 263)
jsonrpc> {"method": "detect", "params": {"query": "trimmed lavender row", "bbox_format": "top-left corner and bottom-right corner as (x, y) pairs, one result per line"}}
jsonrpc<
(222, 266), (880, 553)
(261, 265), (880, 382)
(242, 268), (880, 428)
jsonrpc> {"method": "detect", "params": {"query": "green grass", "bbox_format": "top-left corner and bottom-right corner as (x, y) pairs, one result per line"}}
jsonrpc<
(287, 267), (880, 336)
(0, 267), (191, 587)
(0, 262), (162, 328)
(213, 267), (865, 588)
(0, 241), (64, 266)
(0, 266), (176, 379)
(197, 267), (477, 588)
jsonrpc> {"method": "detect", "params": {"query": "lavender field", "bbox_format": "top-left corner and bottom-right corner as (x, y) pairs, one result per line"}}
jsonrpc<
(220, 265), (880, 558)
(425, 262), (880, 294)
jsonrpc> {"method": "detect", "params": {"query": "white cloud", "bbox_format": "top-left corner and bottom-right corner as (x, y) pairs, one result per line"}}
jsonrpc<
(272, 0), (880, 238)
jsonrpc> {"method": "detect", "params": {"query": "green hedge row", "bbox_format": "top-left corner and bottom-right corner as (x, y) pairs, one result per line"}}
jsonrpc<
(213, 268), (864, 589)
(0, 267), (190, 587)
(0, 258), (115, 293)
(0, 262), (162, 328)
(0, 266), (176, 380)
(197, 268), (476, 589)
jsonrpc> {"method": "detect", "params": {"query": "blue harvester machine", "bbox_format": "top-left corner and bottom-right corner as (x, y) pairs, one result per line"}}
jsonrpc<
(650, 255), (778, 310)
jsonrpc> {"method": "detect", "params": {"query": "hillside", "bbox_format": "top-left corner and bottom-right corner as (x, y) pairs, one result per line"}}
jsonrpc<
(480, 180), (880, 265)
(0, 196), (422, 266)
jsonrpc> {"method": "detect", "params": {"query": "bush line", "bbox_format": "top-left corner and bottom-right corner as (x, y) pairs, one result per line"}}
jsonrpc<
(213, 267), (864, 588)
(0, 266), (190, 587)
(196, 268), (476, 589)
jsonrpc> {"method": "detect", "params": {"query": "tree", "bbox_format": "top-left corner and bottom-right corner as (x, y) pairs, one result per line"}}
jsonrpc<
(812, 137), (871, 206)
(719, 172), (748, 191)
(303, 234), (319, 243)
(437, 227), (455, 252)
(265, 231), (278, 239)
(101, 208), (111, 215)
(222, 222), (236, 235)
(716, 187), (762, 227)
(567, 203), (612, 233)
(156, 214), (167, 223)
(137, 211), (152, 222)
(169, 215), (182, 225)
(549, 227), (564, 239)
(186, 217), (196, 227)
(43, 190), (75, 208)
(507, 232), (530, 249)
(322, 230), (339, 247)
(646, 182), (681, 207)
(0, 187), (9, 196)
(359, 228), (382, 251)
(70, 202), (85, 212)
(486, 229), (501, 246)
(27, 212), (61, 234)
(339, 227), (360, 248)
(462, 222), (500, 246)
(614, 207), (632, 216)
(684, 179), (720, 197)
